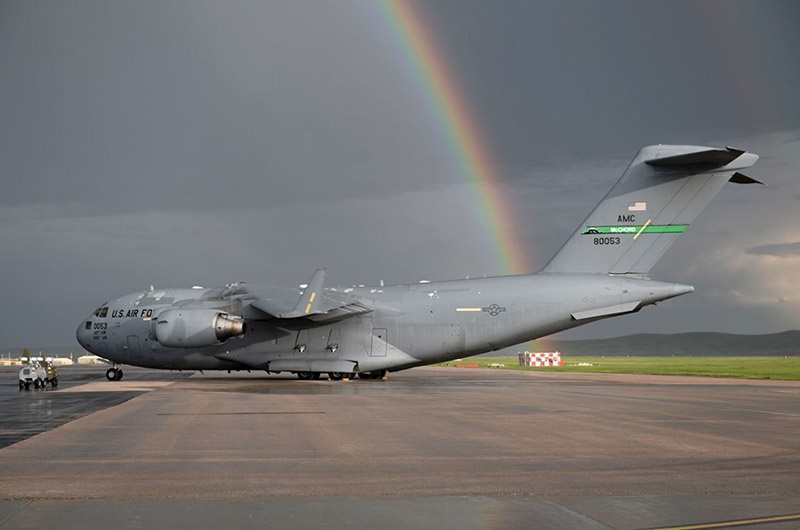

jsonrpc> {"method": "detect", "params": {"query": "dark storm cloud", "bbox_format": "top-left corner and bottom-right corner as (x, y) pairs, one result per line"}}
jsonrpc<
(417, 0), (800, 171)
(0, 1), (452, 215)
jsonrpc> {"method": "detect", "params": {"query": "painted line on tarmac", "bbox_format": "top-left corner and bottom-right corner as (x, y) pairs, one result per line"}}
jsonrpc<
(57, 381), (176, 393)
(649, 512), (800, 530)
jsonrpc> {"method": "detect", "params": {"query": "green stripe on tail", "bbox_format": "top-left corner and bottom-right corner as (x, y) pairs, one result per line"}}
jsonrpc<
(582, 225), (689, 235)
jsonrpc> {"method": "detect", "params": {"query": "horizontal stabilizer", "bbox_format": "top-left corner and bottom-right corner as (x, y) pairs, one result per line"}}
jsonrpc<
(571, 301), (640, 321)
(729, 172), (764, 185)
(645, 147), (744, 169)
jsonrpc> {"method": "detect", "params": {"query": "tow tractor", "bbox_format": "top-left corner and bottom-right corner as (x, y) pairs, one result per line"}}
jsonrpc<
(18, 360), (59, 390)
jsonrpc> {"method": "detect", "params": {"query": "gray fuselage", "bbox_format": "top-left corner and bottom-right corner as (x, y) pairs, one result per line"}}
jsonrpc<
(76, 273), (690, 374)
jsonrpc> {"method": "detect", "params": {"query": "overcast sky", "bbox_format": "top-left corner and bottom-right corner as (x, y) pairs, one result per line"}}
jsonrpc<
(1, 0), (798, 350)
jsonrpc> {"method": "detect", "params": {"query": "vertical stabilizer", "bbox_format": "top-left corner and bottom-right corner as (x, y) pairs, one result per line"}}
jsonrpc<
(542, 145), (760, 275)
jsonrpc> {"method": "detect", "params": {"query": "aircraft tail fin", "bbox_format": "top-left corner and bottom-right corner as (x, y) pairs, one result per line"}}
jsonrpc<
(542, 145), (761, 275)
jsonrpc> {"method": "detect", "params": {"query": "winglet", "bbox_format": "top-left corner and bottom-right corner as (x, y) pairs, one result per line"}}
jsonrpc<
(729, 172), (765, 185)
(281, 268), (327, 318)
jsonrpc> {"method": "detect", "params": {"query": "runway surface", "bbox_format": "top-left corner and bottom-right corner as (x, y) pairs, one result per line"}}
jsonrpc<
(0, 364), (798, 529)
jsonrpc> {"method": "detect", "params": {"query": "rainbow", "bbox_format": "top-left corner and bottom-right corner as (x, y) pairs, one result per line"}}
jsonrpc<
(375, 0), (531, 276)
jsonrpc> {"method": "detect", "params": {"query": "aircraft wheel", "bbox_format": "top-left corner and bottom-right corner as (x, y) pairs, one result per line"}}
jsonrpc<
(19, 380), (24, 390)
(358, 371), (386, 380)
(328, 372), (344, 381)
(24, 382), (30, 390)
(297, 372), (313, 380)
(311, 373), (321, 380)
(116, 369), (124, 381)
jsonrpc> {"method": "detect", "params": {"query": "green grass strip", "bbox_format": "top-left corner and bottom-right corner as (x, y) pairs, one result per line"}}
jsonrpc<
(441, 356), (800, 380)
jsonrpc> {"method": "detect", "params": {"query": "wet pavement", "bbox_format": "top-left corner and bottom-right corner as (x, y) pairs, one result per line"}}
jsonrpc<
(0, 365), (190, 448)
(0, 366), (798, 529)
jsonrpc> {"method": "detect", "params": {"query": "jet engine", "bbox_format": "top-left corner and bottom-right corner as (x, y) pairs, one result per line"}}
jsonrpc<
(154, 309), (245, 348)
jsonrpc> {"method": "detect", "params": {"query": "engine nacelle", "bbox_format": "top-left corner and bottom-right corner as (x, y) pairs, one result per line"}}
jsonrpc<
(154, 309), (245, 348)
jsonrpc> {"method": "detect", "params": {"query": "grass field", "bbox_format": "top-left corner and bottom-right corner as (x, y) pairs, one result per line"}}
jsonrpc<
(440, 356), (800, 380)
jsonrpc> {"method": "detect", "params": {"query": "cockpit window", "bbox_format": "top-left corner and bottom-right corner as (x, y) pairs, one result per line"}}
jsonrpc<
(92, 307), (108, 318)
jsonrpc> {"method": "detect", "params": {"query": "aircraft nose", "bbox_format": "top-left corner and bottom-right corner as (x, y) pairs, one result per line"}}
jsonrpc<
(76, 318), (93, 351)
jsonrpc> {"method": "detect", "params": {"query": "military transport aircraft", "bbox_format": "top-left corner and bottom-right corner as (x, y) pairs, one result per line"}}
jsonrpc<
(77, 145), (760, 381)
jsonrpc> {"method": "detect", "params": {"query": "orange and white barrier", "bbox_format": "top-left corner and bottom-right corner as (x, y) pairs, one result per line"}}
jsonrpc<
(518, 351), (563, 367)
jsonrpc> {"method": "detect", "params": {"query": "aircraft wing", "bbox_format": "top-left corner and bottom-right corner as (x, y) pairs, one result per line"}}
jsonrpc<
(247, 269), (374, 322)
(307, 290), (375, 322)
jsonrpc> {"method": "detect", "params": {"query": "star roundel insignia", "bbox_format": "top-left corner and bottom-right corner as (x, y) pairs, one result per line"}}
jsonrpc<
(482, 303), (507, 316)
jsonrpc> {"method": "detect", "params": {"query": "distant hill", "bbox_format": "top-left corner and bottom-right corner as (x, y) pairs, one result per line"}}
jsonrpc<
(527, 330), (800, 357)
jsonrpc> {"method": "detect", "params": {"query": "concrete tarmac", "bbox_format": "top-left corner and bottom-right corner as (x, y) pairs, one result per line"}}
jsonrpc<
(0, 365), (798, 529)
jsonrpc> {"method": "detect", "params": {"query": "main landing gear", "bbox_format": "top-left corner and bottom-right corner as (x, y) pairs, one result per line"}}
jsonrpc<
(106, 364), (124, 381)
(357, 371), (386, 380)
(295, 370), (386, 381)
